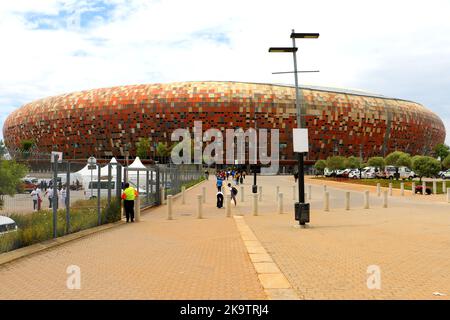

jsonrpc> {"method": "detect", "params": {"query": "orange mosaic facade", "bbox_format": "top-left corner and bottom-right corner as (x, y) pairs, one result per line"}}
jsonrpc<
(2, 81), (446, 162)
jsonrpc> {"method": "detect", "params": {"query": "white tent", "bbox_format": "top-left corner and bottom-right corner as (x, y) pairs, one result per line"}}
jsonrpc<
(128, 157), (146, 169)
(100, 157), (121, 176)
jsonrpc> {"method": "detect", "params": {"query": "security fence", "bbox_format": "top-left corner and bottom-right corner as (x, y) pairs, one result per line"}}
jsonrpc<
(0, 154), (204, 254)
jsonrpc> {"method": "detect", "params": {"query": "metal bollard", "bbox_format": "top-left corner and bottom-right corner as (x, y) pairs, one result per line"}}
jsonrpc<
(161, 188), (166, 205)
(400, 182), (404, 196)
(308, 185), (312, 200)
(323, 185), (327, 194)
(383, 190), (388, 208)
(377, 183), (381, 197)
(197, 194), (202, 219)
(167, 195), (173, 220)
(324, 191), (329, 212)
(202, 187), (206, 204)
(388, 183), (392, 196)
(253, 193), (258, 216)
(181, 186), (186, 204)
(258, 186), (263, 202)
(364, 190), (370, 209)
(226, 195), (231, 217)
(278, 193), (284, 214)
(412, 182), (416, 195)
(433, 180), (437, 194)
(240, 186), (244, 202)
(292, 185), (297, 201)
(276, 186), (280, 199)
(135, 196), (141, 222)
(345, 191), (350, 210)
(422, 181), (426, 195)
(447, 188), (450, 203)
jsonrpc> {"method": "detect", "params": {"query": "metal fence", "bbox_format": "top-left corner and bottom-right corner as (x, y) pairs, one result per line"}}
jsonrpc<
(0, 156), (204, 254)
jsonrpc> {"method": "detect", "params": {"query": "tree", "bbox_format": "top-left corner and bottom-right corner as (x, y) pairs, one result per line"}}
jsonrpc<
(412, 156), (440, 181)
(0, 160), (28, 209)
(433, 143), (450, 166)
(136, 138), (151, 159)
(345, 156), (361, 169)
(442, 154), (450, 170)
(367, 156), (385, 169)
(396, 153), (412, 168)
(326, 156), (346, 171)
(314, 160), (327, 175)
(385, 151), (409, 166)
(156, 142), (172, 164)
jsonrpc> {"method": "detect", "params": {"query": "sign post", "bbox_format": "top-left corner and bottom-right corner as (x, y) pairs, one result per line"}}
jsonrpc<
(293, 128), (310, 225)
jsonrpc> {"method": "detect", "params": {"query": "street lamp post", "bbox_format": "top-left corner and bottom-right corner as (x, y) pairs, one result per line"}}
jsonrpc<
(269, 30), (319, 225)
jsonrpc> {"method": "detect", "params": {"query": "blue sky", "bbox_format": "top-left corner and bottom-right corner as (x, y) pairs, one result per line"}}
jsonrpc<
(1, 0), (449, 143)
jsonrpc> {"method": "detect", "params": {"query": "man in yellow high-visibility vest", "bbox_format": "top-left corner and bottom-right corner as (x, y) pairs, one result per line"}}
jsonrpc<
(121, 183), (138, 223)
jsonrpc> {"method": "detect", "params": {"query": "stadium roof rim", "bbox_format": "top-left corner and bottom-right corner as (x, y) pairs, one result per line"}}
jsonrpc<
(195, 80), (418, 104)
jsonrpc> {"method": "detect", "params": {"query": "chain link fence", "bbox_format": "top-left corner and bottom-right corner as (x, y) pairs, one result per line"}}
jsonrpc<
(0, 154), (204, 254)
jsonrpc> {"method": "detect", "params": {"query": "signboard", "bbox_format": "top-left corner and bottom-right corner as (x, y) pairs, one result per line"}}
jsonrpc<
(293, 128), (309, 153)
(51, 151), (63, 163)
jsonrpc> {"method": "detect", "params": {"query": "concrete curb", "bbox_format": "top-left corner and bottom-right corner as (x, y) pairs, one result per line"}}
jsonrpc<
(0, 221), (126, 266)
(233, 216), (300, 300)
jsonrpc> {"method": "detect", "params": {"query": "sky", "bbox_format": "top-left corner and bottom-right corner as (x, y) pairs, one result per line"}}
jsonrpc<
(1, 0), (449, 143)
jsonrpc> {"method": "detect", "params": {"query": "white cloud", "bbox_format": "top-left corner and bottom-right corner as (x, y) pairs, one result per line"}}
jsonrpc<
(1, 0), (449, 143)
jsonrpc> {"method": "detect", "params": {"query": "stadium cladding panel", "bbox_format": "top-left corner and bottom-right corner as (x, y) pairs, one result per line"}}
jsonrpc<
(2, 81), (446, 164)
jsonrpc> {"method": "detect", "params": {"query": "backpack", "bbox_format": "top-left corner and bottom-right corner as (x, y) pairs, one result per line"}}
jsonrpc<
(231, 187), (238, 195)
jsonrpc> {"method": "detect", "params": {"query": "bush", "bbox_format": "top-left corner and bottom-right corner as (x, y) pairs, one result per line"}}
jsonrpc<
(314, 160), (327, 174)
(326, 156), (346, 170)
(412, 156), (440, 181)
(367, 157), (385, 169)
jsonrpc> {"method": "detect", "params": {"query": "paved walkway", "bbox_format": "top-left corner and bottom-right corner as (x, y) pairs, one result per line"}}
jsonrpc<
(1, 175), (450, 299)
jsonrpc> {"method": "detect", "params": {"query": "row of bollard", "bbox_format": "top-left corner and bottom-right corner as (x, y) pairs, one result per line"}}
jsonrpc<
(171, 180), (450, 219)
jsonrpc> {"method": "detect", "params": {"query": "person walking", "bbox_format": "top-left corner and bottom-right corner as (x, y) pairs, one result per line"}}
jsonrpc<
(61, 186), (67, 209)
(121, 183), (138, 223)
(31, 187), (39, 211)
(228, 183), (238, 206)
(216, 190), (224, 208)
(44, 186), (53, 208)
(216, 176), (223, 192)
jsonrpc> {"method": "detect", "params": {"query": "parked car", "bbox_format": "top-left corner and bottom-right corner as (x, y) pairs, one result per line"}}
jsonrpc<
(348, 169), (361, 179)
(383, 166), (415, 180)
(440, 169), (450, 179)
(415, 185), (432, 195)
(324, 168), (336, 177)
(335, 169), (347, 177)
(0, 216), (18, 235)
(361, 167), (376, 179)
(20, 179), (38, 193)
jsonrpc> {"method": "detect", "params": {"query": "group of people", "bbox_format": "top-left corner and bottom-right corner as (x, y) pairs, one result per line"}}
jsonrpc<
(30, 185), (68, 211)
(215, 168), (247, 208)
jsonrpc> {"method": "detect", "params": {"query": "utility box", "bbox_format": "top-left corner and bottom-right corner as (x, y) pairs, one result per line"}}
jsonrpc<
(295, 202), (310, 225)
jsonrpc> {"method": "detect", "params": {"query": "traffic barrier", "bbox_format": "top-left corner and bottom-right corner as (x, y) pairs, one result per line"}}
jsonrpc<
(412, 182), (416, 196)
(383, 190), (388, 208)
(197, 194), (203, 219)
(377, 183), (381, 197)
(240, 186), (245, 202)
(324, 191), (330, 212)
(422, 181), (426, 195)
(253, 193), (258, 216)
(400, 182), (404, 196)
(345, 191), (350, 211)
(433, 180), (437, 194)
(226, 195), (231, 217)
(135, 196), (141, 222)
(447, 188), (450, 203)
(167, 195), (173, 220)
(181, 186), (186, 204)
(388, 183), (392, 196)
(364, 191), (370, 209)
(278, 193), (284, 214)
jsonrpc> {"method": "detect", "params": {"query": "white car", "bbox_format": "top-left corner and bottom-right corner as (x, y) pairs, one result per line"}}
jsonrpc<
(348, 169), (361, 179)
(441, 170), (450, 179)
(0, 216), (18, 235)
(361, 167), (377, 179)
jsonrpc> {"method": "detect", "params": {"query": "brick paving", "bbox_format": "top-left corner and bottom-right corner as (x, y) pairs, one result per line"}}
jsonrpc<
(0, 179), (265, 300)
(1, 175), (450, 299)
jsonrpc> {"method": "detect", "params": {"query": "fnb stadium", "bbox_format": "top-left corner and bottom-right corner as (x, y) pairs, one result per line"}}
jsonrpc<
(2, 81), (446, 167)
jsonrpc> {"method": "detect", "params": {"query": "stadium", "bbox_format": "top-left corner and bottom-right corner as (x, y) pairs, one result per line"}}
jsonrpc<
(2, 81), (446, 166)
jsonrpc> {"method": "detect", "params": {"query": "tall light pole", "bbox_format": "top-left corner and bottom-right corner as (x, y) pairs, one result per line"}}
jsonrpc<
(269, 30), (319, 225)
